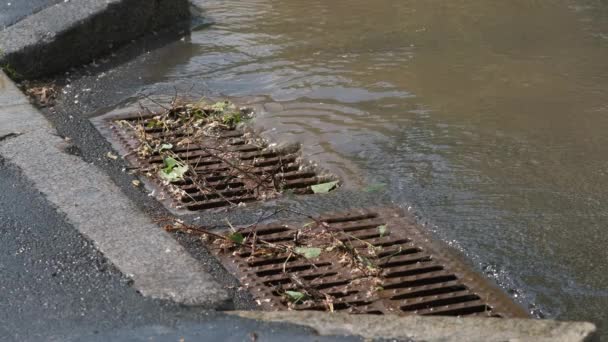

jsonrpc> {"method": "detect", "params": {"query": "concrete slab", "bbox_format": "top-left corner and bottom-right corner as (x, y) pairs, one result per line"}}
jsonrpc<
(231, 311), (597, 342)
(0, 0), (190, 79)
(0, 70), (230, 307)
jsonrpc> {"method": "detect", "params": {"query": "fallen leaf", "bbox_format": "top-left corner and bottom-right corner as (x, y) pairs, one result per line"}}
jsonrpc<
(228, 232), (245, 244)
(295, 247), (322, 259)
(106, 152), (118, 160)
(363, 182), (387, 193)
(159, 143), (173, 152)
(162, 157), (178, 172)
(211, 101), (230, 112)
(377, 225), (388, 237)
(284, 290), (308, 304)
(158, 165), (188, 182)
(132, 180), (141, 187)
(146, 119), (163, 128)
(158, 157), (188, 182)
(311, 181), (339, 194)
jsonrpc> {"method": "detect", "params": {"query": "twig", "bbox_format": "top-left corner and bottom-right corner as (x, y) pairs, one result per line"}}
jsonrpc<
(282, 252), (293, 274)
(165, 223), (227, 241)
(140, 94), (170, 111)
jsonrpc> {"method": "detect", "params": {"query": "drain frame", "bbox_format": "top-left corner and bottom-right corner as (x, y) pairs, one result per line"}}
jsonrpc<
(214, 207), (529, 318)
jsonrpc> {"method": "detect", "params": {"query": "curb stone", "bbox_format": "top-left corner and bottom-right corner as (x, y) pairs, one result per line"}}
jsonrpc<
(0, 0), (190, 79)
(230, 311), (597, 342)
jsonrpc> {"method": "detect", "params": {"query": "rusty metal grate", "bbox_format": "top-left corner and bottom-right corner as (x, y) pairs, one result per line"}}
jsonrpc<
(216, 208), (528, 318)
(96, 112), (337, 212)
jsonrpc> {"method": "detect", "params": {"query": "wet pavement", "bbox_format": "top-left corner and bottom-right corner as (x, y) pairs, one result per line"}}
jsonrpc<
(47, 0), (608, 337)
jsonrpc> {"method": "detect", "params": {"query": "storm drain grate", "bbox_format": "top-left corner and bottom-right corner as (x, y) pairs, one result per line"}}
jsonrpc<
(215, 208), (528, 318)
(95, 107), (337, 212)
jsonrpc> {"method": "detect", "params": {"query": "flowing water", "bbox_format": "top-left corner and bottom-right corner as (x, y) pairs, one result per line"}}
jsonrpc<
(87, 0), (608, 334)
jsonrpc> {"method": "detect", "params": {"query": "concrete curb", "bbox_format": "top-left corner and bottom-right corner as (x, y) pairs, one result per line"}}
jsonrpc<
(0, 0), (190, 79)
(230, 311), (597, 342)
(0, 70), (230, 307)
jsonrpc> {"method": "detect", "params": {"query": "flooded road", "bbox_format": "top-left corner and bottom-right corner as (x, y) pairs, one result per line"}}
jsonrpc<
(81, 0), (608, 334)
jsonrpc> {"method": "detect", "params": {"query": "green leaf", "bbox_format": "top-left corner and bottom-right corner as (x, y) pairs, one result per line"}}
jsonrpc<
(158, 165), (188, 182)
(192, 108), (206, 119)
(159, 157), (188, 182)
(211, 101), (229, 112)
(159, 143), (173, 152)
(294, 247), (321, 259)
(363, 182), (387, 193)
(222, 112), (243, 127)
(311, 181), (339, 194)
(228, 232), (244, 244)
(162, 157), (178, 172)
(284, 290), (308, 304)
(378, 225), (388, 237)
(146, 119), (162, 128)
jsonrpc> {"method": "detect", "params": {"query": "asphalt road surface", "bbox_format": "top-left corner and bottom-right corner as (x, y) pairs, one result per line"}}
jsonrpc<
(0, 0), (62, 28)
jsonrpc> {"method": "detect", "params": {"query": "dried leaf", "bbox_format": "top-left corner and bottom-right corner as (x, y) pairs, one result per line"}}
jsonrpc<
(302, 221), (316, 228)
(311, 181), (339, 194)
(357, 255), (375, 269)
(159, 143), (173, 152)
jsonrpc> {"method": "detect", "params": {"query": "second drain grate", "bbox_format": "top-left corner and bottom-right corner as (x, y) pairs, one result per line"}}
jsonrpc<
(213, 208), (528, 318)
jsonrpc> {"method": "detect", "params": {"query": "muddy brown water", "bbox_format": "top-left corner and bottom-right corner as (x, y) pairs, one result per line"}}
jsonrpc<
(79, 0), (608, 335)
